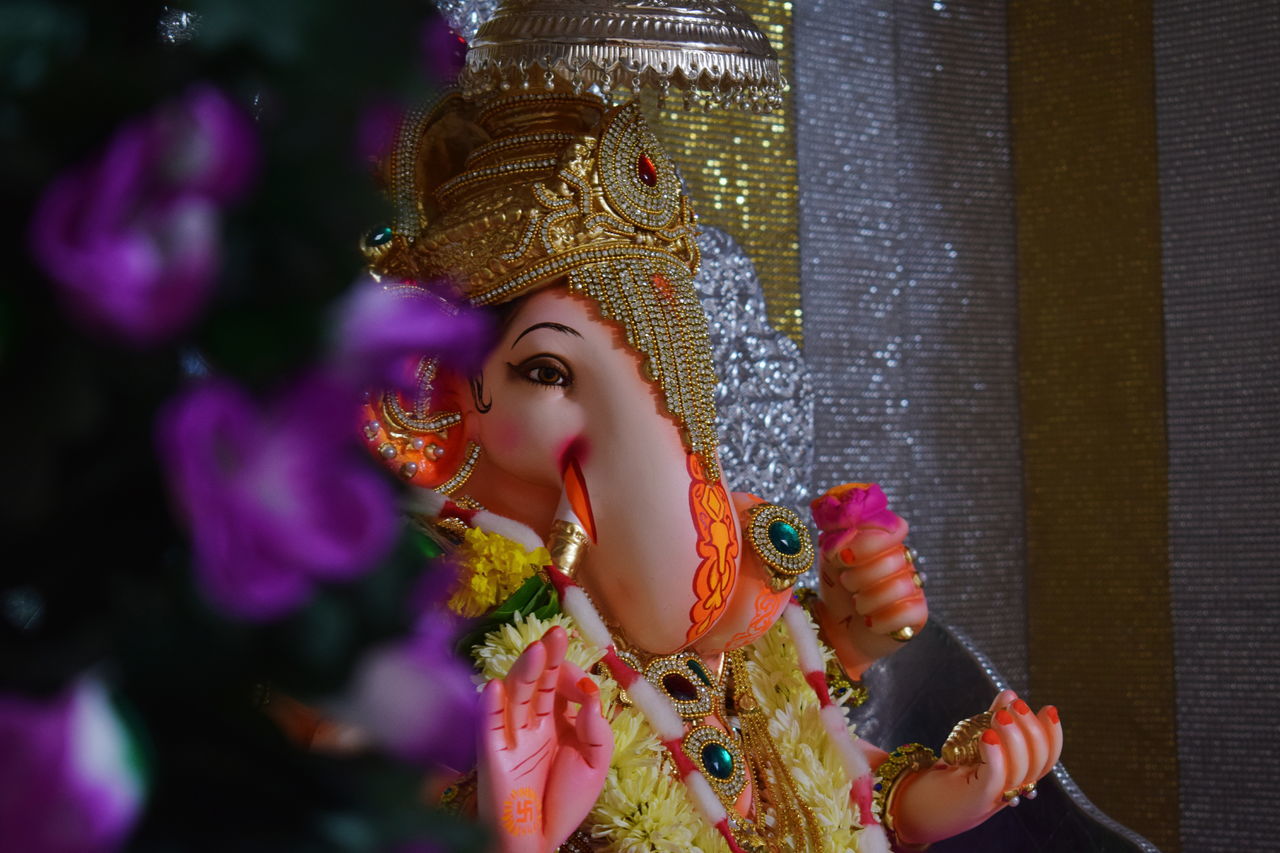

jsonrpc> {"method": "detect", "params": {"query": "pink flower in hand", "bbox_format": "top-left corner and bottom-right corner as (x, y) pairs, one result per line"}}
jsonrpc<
(810, 482), (895, 531)
(157, 375), (397, 620)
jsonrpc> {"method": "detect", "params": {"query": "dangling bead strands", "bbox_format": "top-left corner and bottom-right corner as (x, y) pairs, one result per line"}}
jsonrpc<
(780, 601), (893, 853)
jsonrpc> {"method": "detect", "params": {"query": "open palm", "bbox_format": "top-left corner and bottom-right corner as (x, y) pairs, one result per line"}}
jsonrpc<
(477, 626), (612, 852)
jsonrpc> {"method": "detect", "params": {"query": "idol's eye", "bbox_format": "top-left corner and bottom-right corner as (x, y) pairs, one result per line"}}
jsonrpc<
(508, 354), (573, 388)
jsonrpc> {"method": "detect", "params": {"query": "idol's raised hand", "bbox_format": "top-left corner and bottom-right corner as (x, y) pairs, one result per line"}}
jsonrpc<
(810, 483), (928, 677)
(477, 626), (612, 853)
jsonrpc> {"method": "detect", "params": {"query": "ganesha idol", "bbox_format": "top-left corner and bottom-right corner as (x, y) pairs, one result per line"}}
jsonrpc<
(352, 18), (1063, 851)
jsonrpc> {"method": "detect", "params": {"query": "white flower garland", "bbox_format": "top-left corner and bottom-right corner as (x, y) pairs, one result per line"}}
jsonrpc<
(473, 610), (873, 853)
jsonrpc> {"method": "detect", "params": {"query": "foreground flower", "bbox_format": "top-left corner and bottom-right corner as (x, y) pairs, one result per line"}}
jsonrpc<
(329, 615), (479, 771)
(332, 275), (495, 391)
(0, 678), (146, 853)
(29, 85), (257, 345)
(158, 375), (397, 620)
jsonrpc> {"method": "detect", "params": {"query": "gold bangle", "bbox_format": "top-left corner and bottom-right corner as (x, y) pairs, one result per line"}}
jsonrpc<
(873, 743), (936, 850)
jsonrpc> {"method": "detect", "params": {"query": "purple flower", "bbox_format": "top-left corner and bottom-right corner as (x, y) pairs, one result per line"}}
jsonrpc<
(329, 615), (478, 771)
(332, 275), (496, 391)
(158, 375), (397, 620)
(29, 85), (257, 345)
(0, 678), (146, 853)
(420, 15), (467, 85)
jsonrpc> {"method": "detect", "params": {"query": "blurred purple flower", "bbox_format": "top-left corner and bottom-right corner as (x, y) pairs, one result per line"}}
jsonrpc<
(420, 14), (467, 85)
(29, 85), (257, 345)
(158, 375), (397, 620)
(356, 101), (402, 166)
(330, 615), (478, 771)
(0, 678), (145, 853)
(333, 275), (496, 391)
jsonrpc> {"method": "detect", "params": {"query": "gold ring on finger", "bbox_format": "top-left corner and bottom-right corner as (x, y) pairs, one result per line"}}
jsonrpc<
(890, 625), (916, 642)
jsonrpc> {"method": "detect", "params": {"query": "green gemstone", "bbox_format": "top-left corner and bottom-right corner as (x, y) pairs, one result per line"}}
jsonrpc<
(702, 742), (734, 780)
(365, 226), (394, 247)
(768, 520), (802, 556)
(687, 658), (714, 688)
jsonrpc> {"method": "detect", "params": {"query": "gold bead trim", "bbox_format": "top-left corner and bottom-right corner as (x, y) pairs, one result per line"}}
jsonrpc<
(438, 442), (482, 496)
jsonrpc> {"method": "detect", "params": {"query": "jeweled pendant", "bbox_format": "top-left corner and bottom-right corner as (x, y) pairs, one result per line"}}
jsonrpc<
(644, 652), (716, 719)
(682, 725), (747, 806)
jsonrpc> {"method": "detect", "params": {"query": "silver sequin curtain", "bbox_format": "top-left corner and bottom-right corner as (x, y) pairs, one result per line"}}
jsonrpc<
(1155, 2), (1280, 850)
(794, 0), (1028, 689)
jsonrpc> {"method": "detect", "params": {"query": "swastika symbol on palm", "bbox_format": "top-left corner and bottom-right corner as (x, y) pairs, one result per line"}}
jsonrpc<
(500, 787), (540, 837)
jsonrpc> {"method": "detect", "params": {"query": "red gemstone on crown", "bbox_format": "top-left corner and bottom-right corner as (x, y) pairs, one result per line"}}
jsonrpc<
(637, 153), (658, 187)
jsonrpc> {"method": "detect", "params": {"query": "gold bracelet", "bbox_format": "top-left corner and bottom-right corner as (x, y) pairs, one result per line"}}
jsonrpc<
(873, 743), (937, 851)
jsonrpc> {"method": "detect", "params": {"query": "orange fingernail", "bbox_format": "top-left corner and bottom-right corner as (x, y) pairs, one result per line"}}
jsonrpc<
(1046, 706), (1059, 724)
(1013, 699), (1031, 715)
(995, 709), (1014, 726)
(578, 677), (598, 695)
(982, 729), (1001, 745)
(840, 548), (855, 564)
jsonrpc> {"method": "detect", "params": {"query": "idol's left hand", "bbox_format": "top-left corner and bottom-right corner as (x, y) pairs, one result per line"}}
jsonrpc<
(888, 690), (1064, 846)
(810, 483), (928, 677)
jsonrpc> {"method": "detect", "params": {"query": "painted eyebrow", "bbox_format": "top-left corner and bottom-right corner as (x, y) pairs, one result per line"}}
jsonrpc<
(510, 321), (583, 348)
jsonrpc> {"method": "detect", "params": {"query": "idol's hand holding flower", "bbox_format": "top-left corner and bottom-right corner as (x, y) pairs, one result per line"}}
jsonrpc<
(810, 483), (928, 677)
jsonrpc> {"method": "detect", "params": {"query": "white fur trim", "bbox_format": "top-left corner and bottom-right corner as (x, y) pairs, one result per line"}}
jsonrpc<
(782, 601), (826, 674)
(860, 825), (892, 853)
(470, 509), (543, 552)
(402, 488), (545, 552)
(820, 704), (872, 779)
(560, 587), (614, 650)
(623, 678), (686, 740)
(403, 486), (447, 517)
(682, 773), (728, 825)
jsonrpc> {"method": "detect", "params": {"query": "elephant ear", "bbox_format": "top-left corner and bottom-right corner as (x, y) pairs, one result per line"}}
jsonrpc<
(359, 360), (479, 494)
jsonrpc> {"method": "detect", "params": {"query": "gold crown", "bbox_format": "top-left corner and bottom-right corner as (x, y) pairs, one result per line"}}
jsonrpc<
(371, 93), (721, 479)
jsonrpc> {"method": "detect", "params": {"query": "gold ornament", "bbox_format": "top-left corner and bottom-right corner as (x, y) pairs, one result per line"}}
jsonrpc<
(872, 742), (937, 851)
(726, 650), (823, 853)
(461, 0), (785, 112)
(940, 711), (995, 767)
(378, 95), (722, 479)
(744, 502), (815, 590)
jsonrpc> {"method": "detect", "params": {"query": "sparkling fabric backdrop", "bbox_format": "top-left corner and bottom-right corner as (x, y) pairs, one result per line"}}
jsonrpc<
(1154, 2), (1280, 850)
(793, 0), (1028, 689)
(1009, 2), (1178, 848)
(657, 0), (803, 345)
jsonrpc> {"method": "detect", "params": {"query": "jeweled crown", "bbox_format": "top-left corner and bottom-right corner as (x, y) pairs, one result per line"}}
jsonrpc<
(371, 92), (720, 479)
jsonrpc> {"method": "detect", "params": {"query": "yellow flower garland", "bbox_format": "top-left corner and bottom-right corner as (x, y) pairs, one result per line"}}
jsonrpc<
(447, 526), (551, 618)
(473, 609), (873, 852)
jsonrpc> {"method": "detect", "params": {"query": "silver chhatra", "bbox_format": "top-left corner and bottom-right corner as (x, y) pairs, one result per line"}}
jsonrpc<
(461, 0), (785, 112)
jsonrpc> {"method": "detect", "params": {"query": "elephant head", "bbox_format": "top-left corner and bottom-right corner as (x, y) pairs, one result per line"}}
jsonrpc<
(361, 93), (797, 656)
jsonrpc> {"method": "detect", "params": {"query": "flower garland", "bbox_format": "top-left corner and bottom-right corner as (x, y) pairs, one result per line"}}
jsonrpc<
(447, 526), (551, 617)
(473, 609), (873, 853)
